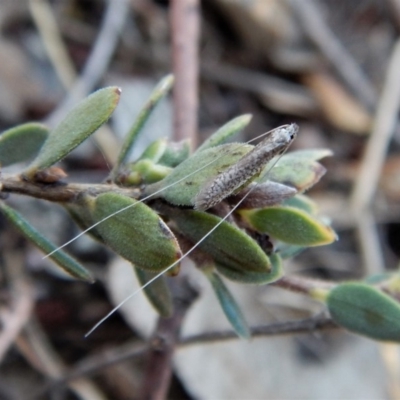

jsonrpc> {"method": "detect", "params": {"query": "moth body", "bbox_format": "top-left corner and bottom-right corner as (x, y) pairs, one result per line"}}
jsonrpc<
(194, 123), (298, 211)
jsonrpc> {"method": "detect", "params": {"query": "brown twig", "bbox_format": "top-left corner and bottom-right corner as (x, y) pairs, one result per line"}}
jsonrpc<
(45, 0), (130, 164)
(201, 61), (318, 117)
(30, 341), (149, 400)
(138, 276), (199, 400)
(272, 275), (336, 294)
(180, 315), (338, 346)
(0, 174), (140, 203)
(31, 314), (338, 399)
(18, 319), (105, 400)
(0, 280), (34, 362)
(29, 0), (76, 88)
(351, 39), (400, 273)
(170, 0), (200, 146)
(288, 0), (377, 110)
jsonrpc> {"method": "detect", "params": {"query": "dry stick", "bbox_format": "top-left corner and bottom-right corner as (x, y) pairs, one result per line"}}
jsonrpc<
(288, 0), (377, 110)
(31, 342), (149, 400)
(18, 319), (104, 400)
(139, 277), (199, 400)
(0, 281), (34, 362)
(272, 275), (335, 295)
(37, 316), (337, 396)
(386, 0), (400, 30)
(180, 315), (338, 346)
(201, 62), (318, 117)
(351, 39), (400, 274)
(29, 0), (76, 88)
(171, 0), (200, 146)
(45, 0), (130, 162)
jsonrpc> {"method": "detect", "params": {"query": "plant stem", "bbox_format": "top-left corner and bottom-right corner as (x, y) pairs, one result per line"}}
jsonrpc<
(0, 174), (140, 203)
(139, 276), (199, 400)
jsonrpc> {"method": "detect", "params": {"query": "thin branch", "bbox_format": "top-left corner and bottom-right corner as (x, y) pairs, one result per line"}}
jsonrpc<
(31, 341), (149, 400)
(201, 62), (318, 117)
(34, 315), (338, 397)
(18, 319), (105, 400)
(139, 276), (199, 400)
(180, 315), (338, 346)
(351, 39), (400, 211)
(288, 0), (377, 110)
(350, 39), (400, 273)
(272, 275), (336, 295)
(45, 0), (130, 164)
(170, 0), (200, 146)
(29, 0), (76, 88)
(0, 280), (34, 362)
(0, 174), (140, 203)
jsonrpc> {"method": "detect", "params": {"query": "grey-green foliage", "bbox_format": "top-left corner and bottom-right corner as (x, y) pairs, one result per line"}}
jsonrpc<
(24, 87), (121, 177)
(0, 123), (49, 166)
(0, 77), (345, 339)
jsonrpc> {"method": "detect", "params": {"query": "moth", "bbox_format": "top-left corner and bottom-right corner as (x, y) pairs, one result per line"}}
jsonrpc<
(45, 123), (299, 336)
(194, 123), (298, 210)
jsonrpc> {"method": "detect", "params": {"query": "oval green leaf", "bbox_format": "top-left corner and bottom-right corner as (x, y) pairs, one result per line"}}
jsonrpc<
(24, 87), (121, 177)
(135, 266), (173, 317)
(147, 143), (253, 206)
(240, 206), (336, 246)
(204, 269), (251, 339)
(216, 252), (283, 284)
(196, 114), (252, 152)
(170, 208), (271, 273)
(327, 282), (400, 342)
(283, 194), (318, 214)
(0, 202), (93, 282)
(88, 192), (181, 272)
(111, 75), (174, 178)
(138, 138), (168, 163)
(263, 151), (329, 192)
(276, 243), (305, 259)
(130, 159), (172, 184)
(158, 139), (191, 167)
(0, 123), (49, 167)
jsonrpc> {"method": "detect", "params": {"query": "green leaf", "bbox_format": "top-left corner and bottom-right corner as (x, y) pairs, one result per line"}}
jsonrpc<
(64, 202), (103, 242)
(24, 87), (121, 177)
(327, 282), (400, 342)
(158, 139), (191, 167)
(129, 159), (172, 184)
(216, 252), (283, 284)
(283, 194), (318, 214)
(276, 243), (305, 259)
(0, 202), (93, 282)
(88, 192), (181, 272)
(196, 114), (252, 152)
(170, 208), (271, 273)
(148, 143), (253, 206)
(204, 269), (251, 339)
(111, 74), (174, 178)
(134, 266), (173, 317)
(263, 150), (329, 192)
(240, 206), (336, 246)
(0, 123), (49, 167)
(138, 138), (168, 162)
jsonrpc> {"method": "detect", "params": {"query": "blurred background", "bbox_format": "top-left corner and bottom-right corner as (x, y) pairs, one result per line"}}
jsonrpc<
(0, 0), (400, 399)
